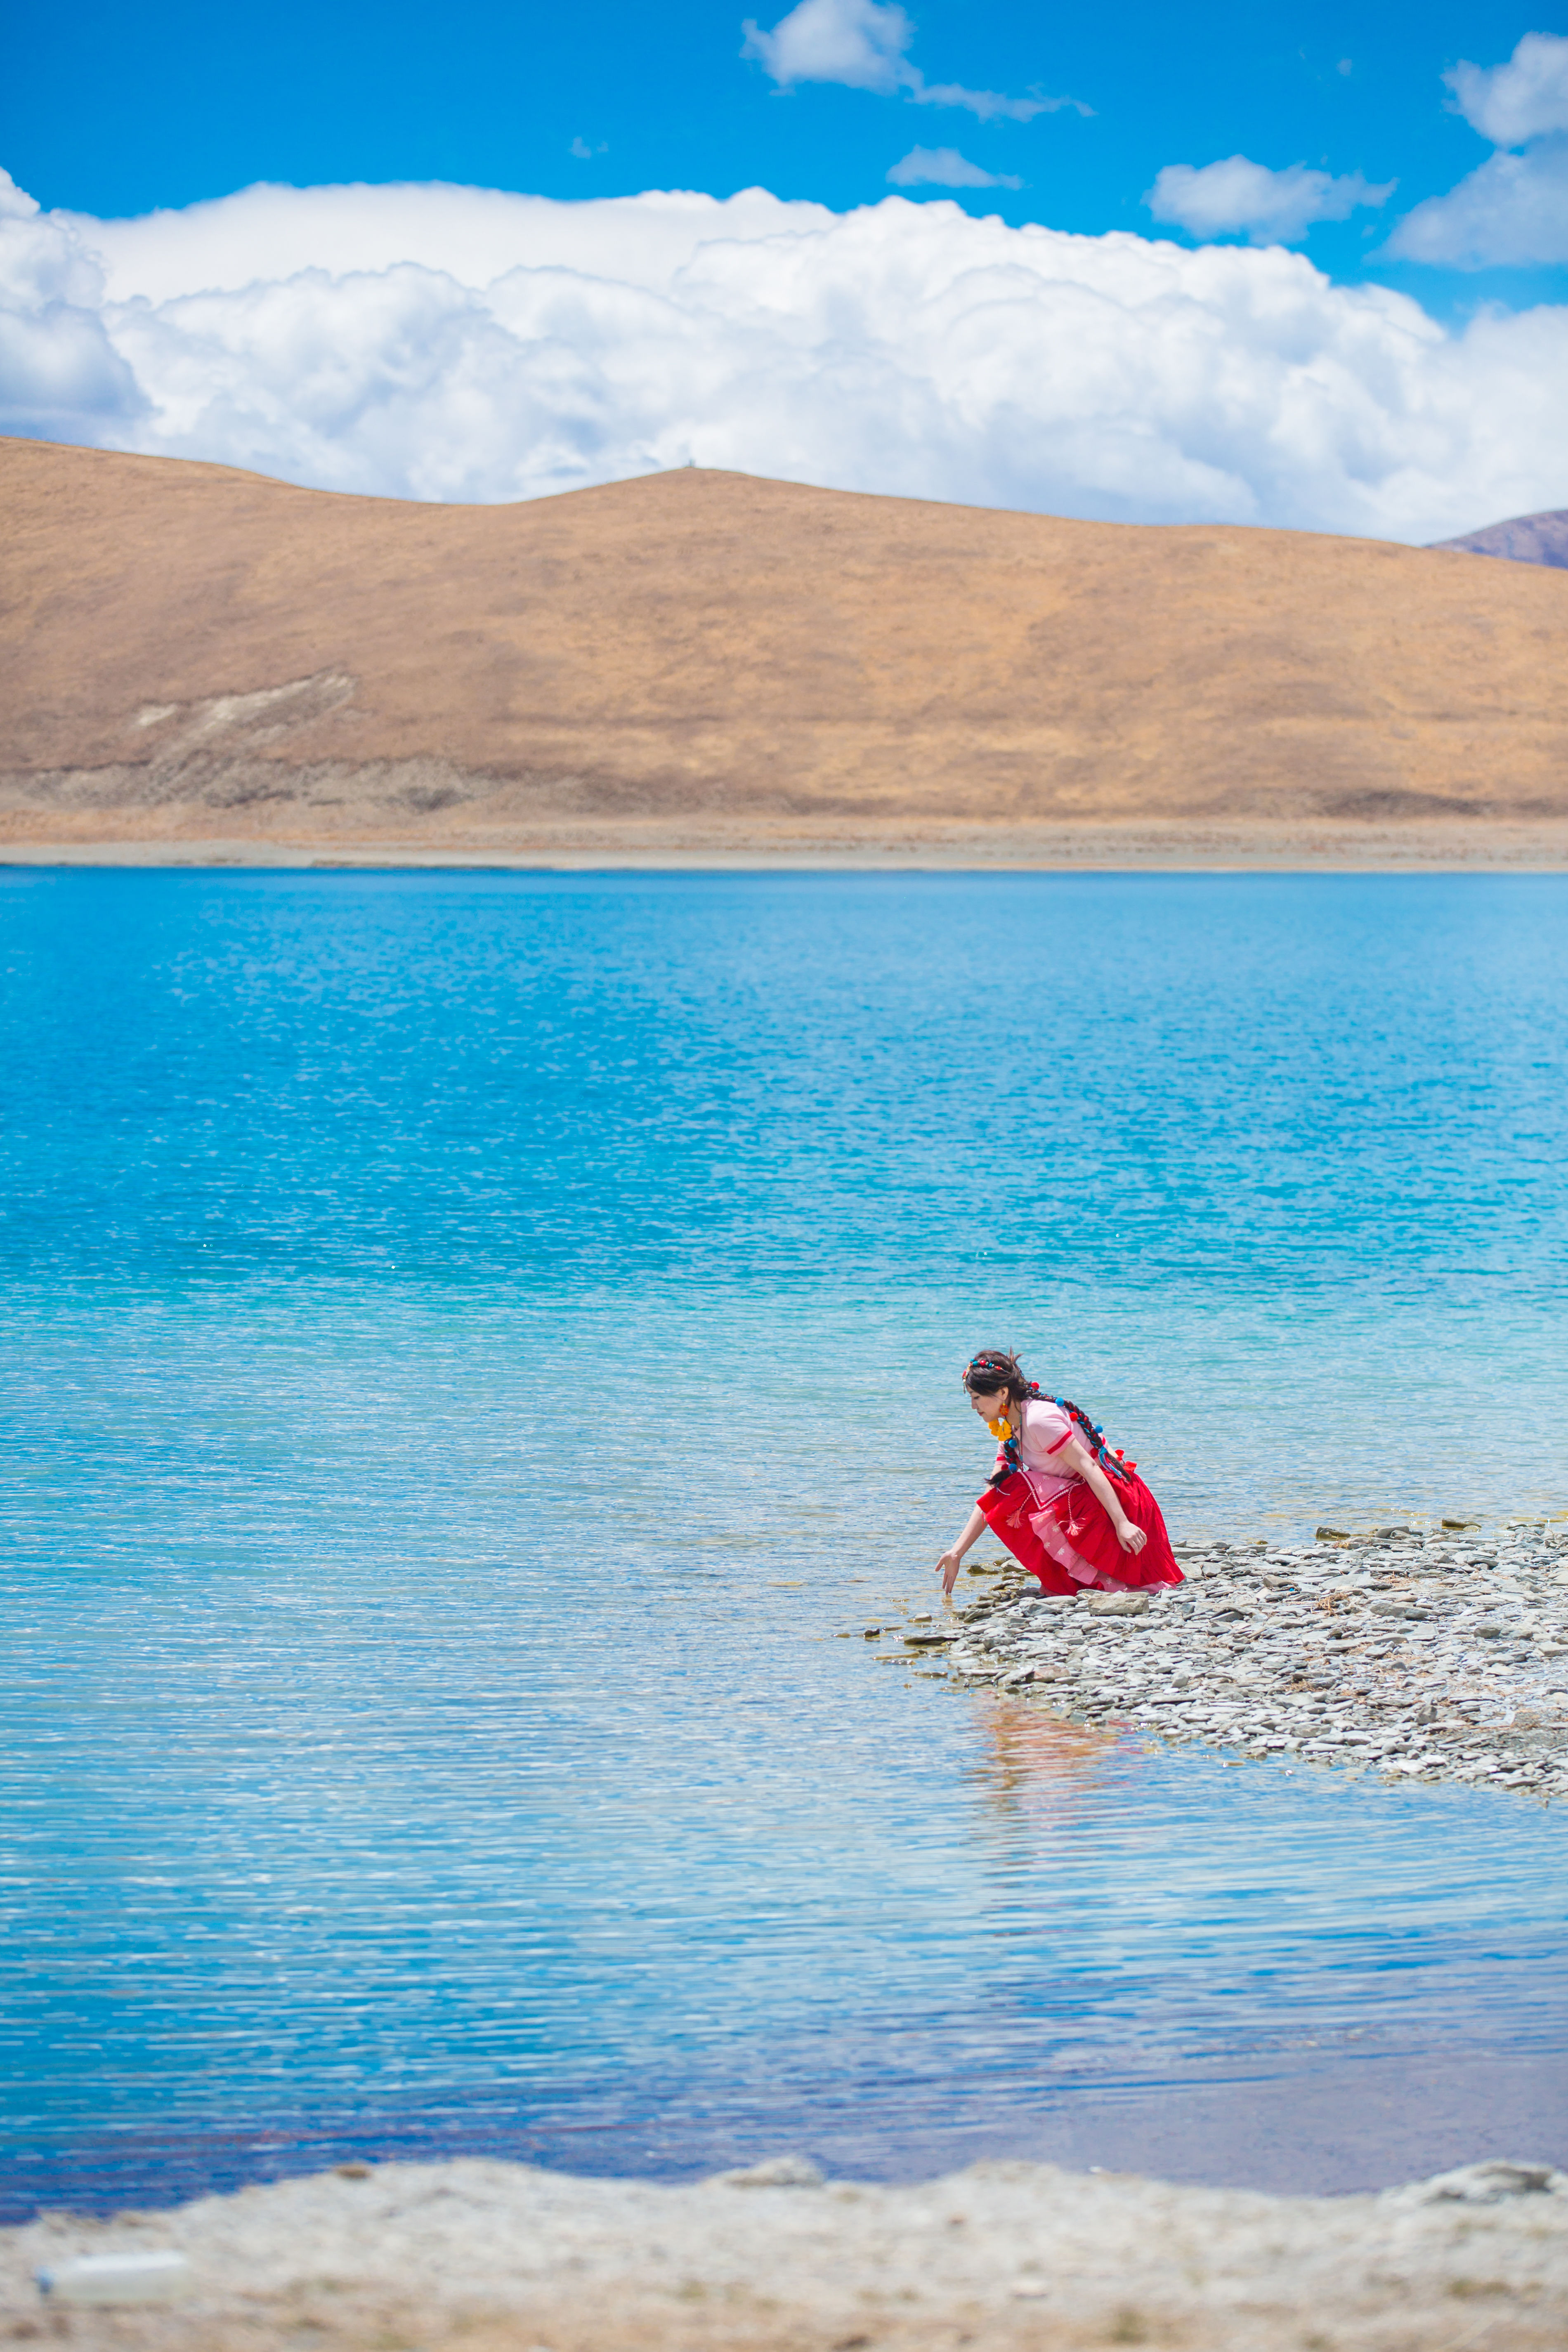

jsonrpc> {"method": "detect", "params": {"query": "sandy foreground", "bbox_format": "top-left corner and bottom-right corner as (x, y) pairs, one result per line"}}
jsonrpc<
(4, 2152), (1566, 2352)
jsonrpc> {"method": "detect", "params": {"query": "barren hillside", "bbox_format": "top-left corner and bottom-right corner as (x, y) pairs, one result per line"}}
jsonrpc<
(4, 438), (1566, 865)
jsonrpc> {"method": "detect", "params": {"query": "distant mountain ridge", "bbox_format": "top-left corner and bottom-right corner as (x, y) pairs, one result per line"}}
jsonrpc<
(3, 438), (1568, 868)
(1431, 509), (1568, 568)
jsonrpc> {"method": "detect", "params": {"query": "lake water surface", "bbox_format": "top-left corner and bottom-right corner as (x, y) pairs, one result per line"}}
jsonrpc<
(1, 870), (1565, 2216)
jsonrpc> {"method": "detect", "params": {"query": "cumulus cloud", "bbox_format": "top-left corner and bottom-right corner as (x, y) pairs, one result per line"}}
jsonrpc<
(0, 167), (144, 436)
(1386, 33), (1568, 267)
(740, 0), (1081, 122)
(1445, 29), (1568, 147)
(743, 0), (912, 94)
(1389, 137), (1568, 266)
(3, 168), (1568, 542)
(886, 146), (1020, 190)
(1146, 155), (1394, 244)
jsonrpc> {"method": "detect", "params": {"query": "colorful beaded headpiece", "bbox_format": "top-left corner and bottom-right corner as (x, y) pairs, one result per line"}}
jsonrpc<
(963, 1348), (1136, 1490)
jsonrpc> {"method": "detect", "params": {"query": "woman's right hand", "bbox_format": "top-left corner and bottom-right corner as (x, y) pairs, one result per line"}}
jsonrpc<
(935, 1550), (963, 1596)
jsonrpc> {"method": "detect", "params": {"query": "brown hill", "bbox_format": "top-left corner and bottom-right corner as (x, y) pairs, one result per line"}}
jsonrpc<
(1431, 507), (1568, 570)
(4, 436), (1567, 867)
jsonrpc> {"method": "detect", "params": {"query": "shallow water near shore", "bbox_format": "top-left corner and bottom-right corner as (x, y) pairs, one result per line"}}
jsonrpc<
(1, 869), (1566, 2217)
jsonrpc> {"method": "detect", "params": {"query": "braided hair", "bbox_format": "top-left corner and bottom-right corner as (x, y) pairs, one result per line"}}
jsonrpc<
(961, 1348), (1136, 1490)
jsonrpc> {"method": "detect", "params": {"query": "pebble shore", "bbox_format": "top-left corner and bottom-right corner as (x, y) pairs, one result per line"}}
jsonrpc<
(869, 1519), (1568, 1796)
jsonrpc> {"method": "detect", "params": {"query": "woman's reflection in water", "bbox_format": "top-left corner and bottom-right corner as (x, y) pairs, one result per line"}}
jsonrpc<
(971, 1697), (1133, 1834)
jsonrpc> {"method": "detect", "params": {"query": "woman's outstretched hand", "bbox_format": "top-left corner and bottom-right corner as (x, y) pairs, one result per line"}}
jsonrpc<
(935, 1550), (963, 1596)
(1115, 1520), (1148, 1555)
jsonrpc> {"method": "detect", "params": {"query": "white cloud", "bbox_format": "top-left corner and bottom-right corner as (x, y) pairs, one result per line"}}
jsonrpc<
(1385, 35), (1568, 268)
(56, 179), (828, 306)
(887, 146), (1020, 190)
(1445, 30), (1568, 147)
(740, 0), (1080, 121)
(3, 169), (1568, 542)
(1389, 136), (1568, 267)
(0, 166), (144, 435)
(1146, 156), (1394, 244)
(908, 83), (1073, 125)
(743, 0), (912, 94)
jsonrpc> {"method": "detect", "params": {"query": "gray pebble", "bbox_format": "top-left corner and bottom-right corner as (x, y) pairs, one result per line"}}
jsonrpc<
(899, 1525), (1568, 1797)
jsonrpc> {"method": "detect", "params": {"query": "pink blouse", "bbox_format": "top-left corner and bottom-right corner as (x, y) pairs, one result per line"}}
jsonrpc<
(992, 1398), (1135, 1592)
(1000, 1398), (1082, 1504)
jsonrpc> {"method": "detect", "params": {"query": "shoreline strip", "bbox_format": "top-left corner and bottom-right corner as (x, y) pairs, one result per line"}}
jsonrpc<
(888, 1520), (1568, 1795)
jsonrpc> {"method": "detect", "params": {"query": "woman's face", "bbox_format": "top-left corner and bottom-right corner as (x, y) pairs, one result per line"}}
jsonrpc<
(967, 1385), (1008, 1422)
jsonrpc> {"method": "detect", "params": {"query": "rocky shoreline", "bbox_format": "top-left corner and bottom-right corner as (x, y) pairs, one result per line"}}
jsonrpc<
(867, 1520), (1568, 1796)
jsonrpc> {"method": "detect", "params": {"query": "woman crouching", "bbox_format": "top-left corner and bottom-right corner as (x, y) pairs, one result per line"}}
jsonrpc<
(937, 1348), (1183, 1599)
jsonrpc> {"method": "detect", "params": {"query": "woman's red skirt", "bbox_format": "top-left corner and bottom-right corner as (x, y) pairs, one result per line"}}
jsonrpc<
(976, 1468), (1183, 1596)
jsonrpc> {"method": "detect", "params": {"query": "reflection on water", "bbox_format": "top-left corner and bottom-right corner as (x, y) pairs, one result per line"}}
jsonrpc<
(974, 1703), (1118, 1830)
(0, 870), (1565, 2211)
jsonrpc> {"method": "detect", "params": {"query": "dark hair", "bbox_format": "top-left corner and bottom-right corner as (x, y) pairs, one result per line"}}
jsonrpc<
(963, 1347), (1134, 1488)
(961, 1347), (1032, 1403)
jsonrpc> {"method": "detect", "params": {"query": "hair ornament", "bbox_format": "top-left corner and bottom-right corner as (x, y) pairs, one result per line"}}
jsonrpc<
(966, 1344), (1136, 1490)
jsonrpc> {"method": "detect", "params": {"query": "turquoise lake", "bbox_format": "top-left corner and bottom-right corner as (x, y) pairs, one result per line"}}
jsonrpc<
(1, 868), (1565, 2216)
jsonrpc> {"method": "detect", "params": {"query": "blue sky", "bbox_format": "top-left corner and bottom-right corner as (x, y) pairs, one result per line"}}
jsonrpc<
(7, 0), (1564, 304)
(3, 4), (1566, 534)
